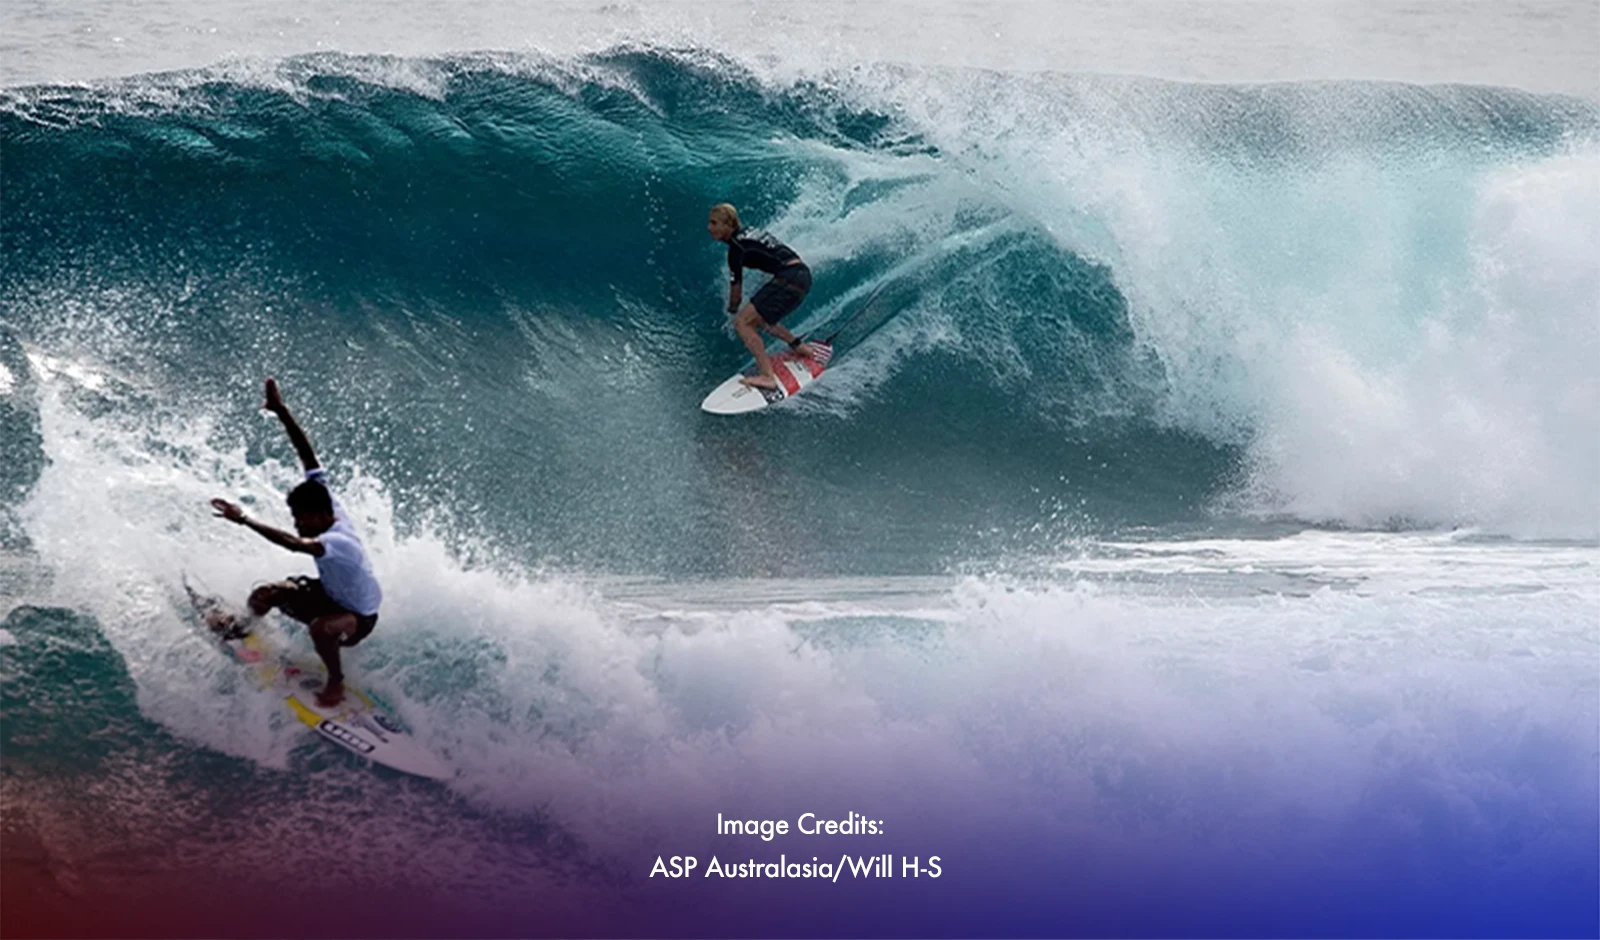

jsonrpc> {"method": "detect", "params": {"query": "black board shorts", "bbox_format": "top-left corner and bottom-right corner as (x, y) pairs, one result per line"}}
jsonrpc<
(750, 263), (812, 325)
(279, 575), (379, 647)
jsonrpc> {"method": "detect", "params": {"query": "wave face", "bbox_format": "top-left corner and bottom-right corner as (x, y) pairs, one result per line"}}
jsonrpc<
(3, 49), (1598, 938)
(3, 50), (1598, 576)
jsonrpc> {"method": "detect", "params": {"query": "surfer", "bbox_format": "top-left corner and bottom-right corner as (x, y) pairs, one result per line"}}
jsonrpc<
(209, 378), (382, 708)
(707, 203), (816, 390)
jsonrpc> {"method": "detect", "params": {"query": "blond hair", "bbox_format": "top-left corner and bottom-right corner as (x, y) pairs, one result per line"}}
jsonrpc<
(709, 203), (740, 229)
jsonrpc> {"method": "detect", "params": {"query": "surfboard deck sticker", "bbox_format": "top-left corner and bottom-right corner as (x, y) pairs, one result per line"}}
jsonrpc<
(701, 341), (833, 415)
(185, 580), (452, 780)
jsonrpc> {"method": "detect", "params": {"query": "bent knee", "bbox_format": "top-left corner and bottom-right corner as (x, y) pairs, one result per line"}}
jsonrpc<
(309, 613), (358, 639)
(247, 582), (294, 616)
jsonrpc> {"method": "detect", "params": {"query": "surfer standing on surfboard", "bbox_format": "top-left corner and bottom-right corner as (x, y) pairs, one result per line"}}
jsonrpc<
(209, 378), (383, 708)
(707, 203), (817, 390)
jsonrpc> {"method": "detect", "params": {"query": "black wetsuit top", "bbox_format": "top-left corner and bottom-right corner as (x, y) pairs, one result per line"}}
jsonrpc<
(726, 228), (800, 284)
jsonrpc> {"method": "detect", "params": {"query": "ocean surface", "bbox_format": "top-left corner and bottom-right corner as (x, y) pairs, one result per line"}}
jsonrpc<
(2, 3), (1597, 937)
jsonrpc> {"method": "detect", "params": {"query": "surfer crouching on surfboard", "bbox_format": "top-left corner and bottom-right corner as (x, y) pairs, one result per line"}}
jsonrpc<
(209, 378), (382, 708)
(707, 203), (816, 389)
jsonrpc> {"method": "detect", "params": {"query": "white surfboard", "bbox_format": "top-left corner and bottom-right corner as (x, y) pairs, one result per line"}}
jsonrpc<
(186, 582), (452, 780)
(701, 341), (833, 415)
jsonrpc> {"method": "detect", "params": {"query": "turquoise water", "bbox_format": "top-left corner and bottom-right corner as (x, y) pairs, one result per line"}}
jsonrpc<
(2, 45), (1597, 936)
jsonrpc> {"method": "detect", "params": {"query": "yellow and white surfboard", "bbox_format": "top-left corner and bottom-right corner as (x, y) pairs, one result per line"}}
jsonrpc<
(187, 581), (452, 780)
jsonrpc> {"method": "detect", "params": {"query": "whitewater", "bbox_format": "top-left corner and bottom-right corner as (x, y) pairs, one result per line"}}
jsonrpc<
(1, 3), (1596, 937)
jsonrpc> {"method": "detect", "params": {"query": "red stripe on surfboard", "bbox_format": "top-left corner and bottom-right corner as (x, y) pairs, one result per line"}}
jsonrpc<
(774, 357), (801, 395)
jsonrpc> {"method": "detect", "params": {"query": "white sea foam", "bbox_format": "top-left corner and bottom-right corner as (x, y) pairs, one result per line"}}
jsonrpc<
(1237, 151), (1600, 537)
(14, 363), (1596, 879)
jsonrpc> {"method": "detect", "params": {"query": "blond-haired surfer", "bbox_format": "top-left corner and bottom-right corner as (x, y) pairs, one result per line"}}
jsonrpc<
(707, 203), (816, 389)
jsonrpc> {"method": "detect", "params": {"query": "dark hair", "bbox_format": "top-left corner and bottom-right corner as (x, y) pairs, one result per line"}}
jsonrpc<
(287, 480), (334, 517)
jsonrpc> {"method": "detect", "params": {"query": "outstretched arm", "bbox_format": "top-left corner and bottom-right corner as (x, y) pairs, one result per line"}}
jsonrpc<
(210, 498), (325, 556)
(263, 377), (320, 472)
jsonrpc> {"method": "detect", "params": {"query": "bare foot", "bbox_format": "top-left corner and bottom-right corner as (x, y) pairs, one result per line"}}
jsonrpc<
(740, 374), (779, 390)
(794, 343), (816, 358)
(316, 681), (345, 709)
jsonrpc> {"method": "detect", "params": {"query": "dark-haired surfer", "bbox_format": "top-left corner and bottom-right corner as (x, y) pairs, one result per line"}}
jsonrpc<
(209, 378), (382, 707)
(707, 203), (816, 390)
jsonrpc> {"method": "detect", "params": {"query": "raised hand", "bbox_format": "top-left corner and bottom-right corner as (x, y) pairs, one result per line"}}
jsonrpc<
(263, 377), (286, 415)
(210, 497), (247, 524)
